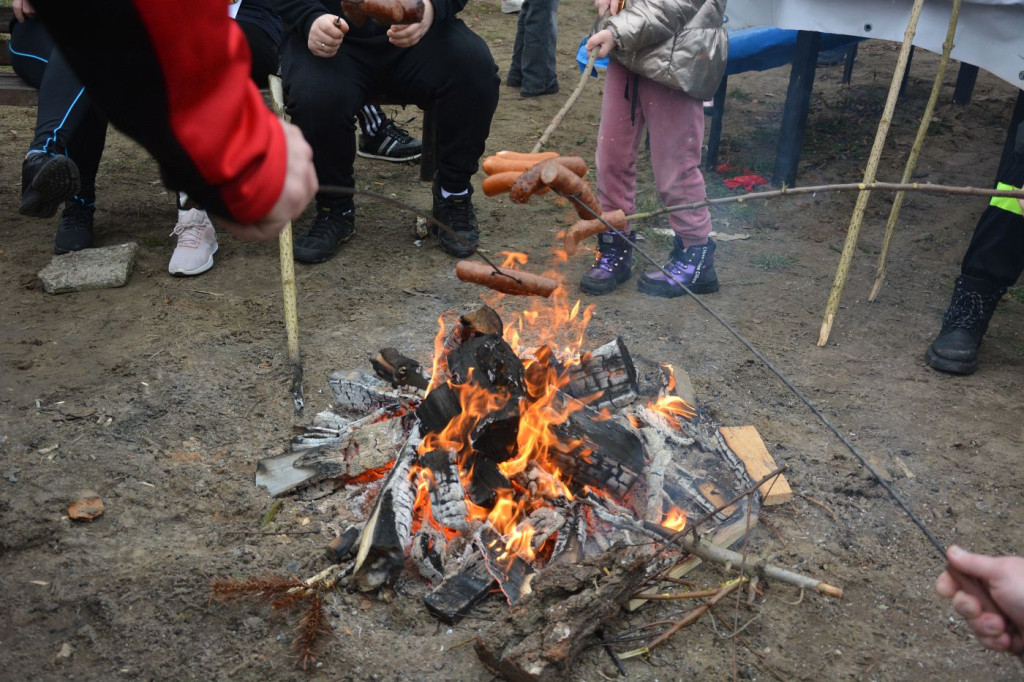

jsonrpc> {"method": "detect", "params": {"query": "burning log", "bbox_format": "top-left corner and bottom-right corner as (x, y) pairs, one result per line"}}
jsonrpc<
(428, 305), (504, 393)
(476, 524), (537, 607)
(370, 347), (430, 391)
(470, 401), (521, 463)
(255, 407), (408, 497)
(419, 449), (469, 531)
(415, 383), (460, 435)
(548, 392), (644, 497)
(467, 456), (512, 508)
(475, 548), (666, 682)
(352, 428), (421, 592)
(328, 370), (417, 417)
(564, 337), (640, 410)
(447, 334), (527, 396)
(424, 559), (496, 624)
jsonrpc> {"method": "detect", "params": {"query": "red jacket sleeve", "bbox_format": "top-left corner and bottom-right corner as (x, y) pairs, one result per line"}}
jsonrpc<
(31, 0), (286, 224)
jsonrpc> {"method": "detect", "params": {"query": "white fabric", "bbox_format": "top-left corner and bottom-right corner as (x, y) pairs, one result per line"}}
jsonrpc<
(725, 0), (1024, 89)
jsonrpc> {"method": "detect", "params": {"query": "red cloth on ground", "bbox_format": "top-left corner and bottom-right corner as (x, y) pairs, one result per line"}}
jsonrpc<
(723, 174), (768, 191)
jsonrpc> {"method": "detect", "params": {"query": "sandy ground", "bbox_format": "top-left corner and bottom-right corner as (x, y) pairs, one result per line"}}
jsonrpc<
(2, 3), (1023, 680)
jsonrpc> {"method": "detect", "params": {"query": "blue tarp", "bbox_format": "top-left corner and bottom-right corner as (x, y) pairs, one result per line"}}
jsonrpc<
(576, 29), (864, 77)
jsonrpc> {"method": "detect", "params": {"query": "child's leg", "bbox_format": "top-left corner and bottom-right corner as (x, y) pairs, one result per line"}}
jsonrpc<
(640, 78), (711, 248)
(595, 61), (647, 232)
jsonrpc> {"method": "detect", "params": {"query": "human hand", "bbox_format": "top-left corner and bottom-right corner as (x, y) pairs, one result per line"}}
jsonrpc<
(218, 119), (318, 241)
(308, 14), (348, 58)
(936, 546), (1024, 657)
(13, 0), (36, 22)
(586, 29), (616, 59)
(388, 0), (434, 47)
(594, 0), (619, 18)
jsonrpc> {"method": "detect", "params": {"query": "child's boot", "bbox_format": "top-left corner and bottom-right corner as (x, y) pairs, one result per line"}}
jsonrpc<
(925, 274), (1004, 375)
(580, 231), (636, 295)
(638, 236), (719, 297)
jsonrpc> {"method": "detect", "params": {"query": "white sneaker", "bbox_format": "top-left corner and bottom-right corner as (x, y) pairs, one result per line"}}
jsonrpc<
(168, 208), (218, 276)
(501, 0), (523, 12)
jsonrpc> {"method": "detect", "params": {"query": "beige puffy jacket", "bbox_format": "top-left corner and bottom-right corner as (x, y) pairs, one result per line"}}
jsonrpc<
(600, 0), (727, 101)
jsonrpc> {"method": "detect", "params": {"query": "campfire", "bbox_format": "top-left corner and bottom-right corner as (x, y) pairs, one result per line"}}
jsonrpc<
(244, 267), (834, 677)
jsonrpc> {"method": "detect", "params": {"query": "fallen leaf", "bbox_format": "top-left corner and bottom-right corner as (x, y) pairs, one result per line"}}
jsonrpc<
(68, 491), (104, 521)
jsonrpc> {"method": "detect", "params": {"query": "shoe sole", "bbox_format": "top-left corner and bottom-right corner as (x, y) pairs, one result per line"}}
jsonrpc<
(580, 268), (632, 296)
(20, 157), (81, 219)
(357, 150), (422, 163)
(169, 244), (219, 276)
(925, 347), (977, 375)
(637, 277), (719, 298)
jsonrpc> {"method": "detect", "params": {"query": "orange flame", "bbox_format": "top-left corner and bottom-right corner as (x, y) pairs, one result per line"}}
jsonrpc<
(661, 508), (688, 531)
(646, 364), (696, 429)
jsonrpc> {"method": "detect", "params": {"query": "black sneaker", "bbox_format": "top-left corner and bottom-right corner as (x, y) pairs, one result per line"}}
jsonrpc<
(20, 153), (81, 219)
(54, 198), (95, 254)
(431, 180), (479, 258)
(357, 120), (422, 163)
(293, 202), (355, 264)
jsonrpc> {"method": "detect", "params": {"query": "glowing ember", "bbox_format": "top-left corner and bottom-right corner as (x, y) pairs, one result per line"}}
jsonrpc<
(647, 364), (696, 429)
(661, 508), (688, 531)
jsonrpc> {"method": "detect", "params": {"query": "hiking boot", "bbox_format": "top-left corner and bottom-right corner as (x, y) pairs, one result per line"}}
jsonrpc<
(579, 231), (636, 295)
(925, 275), (1005, 375)
(53, 197), (95, 254)
(293, 202), (355, 264)
(638, 236), (719, 297)
(21, 152), (81, 219)
(357, 120), (422, 163)
(169, 208), (219, 276)
(431, 181), (479, 258)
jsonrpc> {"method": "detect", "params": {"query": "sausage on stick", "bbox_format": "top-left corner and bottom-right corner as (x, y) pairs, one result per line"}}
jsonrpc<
(455, 260), (559, 297)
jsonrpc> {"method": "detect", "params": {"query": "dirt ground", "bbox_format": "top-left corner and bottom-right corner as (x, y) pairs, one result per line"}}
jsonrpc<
(2, 4), (1023, 681)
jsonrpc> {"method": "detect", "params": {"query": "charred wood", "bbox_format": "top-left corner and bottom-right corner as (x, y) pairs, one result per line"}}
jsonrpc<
(470, 400), (521, 463)
(548, 392), (644, 498)
(424, 558), (496, 624)
(467, 456), (512, 508)
(564, 337), (640, 410)
(476, 524), (536, 607)
(371, 347), (430, 391)
(328, 370), (417, 417)
(410, 525), (447, 585)
(415, 383), (461, 435)
(419, 449), (469, 531)
(550, 502), (586, 565)
(475, 548), (661, 682)
(447, 335), (527, 396)
(325, 525), (362, 563)
(352, 428), (420, 592)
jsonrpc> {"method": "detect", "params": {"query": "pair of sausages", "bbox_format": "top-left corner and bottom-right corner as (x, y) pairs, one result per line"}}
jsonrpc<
(481, 151), (589, 197)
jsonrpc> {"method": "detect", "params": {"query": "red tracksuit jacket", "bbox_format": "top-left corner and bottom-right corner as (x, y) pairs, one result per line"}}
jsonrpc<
(30, 0), (286, 225)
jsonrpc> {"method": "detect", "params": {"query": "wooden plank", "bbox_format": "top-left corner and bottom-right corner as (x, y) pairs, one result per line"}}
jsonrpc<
(719, 425), (793, 506)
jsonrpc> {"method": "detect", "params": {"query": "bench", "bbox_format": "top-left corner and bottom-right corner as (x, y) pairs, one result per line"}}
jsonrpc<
(1, 7), (436, 181)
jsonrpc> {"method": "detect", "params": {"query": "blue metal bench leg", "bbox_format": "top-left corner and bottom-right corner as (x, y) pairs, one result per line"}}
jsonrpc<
(705, 75), (727, 169)
(772, 30), (821, 187)
(420, 105), (437, 183)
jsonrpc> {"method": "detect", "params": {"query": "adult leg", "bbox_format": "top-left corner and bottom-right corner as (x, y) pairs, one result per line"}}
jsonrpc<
(9, 21), (82, 219)
(280, 35), (372, 263)
(926, 149), (1024, 374)
(580, 61), (643, 295)
(236, 21), (279, 88)
(507, 3), (527, 87)
(516, 0), (559, 97)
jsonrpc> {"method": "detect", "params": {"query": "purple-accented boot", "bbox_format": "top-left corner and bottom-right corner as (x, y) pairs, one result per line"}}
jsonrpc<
(638, 236), (719, 297)
(579, 231), (637, 295)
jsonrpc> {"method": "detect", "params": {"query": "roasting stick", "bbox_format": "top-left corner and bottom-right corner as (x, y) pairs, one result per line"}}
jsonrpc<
(316, 185), (557, 297)
(553, 187), (1022, 636)
(268, 75), (304, 414)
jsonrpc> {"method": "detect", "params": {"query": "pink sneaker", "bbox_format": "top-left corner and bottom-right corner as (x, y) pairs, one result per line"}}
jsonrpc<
(168, 209), (218, 276)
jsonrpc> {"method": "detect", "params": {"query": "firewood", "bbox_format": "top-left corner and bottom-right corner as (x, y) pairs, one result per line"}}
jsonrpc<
(475, 547), (666, 682)
(719, 426), (793, 506)
(467, 456), (512, 508)
(370, 347), (430, 390)
(410, 526), (447, 585)
(327, 370), (414, 417)
(423, 559), (496, 624)
(470, 400), (521, 463)
(549, 501), (586, 565)
(476, 524), (536, 606)
(548, 392), (644, 498)
(325, 525), (362, 563)
(419, 449), (469, 531)
(352, 428), (421, 592)
(563, 337), (640, 410)
(447, 334), (528, 396)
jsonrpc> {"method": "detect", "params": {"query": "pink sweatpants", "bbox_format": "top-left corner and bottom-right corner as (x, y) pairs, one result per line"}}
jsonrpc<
(595, 61), (711, 248)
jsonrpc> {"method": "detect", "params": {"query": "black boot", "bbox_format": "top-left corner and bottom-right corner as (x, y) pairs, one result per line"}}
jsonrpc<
(925, 275), (1005, 375)
(20, 152), (81, 219)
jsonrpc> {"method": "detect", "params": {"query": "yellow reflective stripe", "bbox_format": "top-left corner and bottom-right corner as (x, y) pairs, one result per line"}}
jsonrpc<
(990, 182), (1023, 215)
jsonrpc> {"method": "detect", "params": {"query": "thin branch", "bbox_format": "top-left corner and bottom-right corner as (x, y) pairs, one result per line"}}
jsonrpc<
(532, 50), (599, 153)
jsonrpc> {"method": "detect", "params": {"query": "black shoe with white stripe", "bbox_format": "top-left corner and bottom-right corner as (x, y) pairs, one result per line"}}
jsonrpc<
(357, 120), (422, 163)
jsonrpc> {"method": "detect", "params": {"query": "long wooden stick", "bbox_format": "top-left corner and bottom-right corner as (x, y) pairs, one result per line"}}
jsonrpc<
(869, 0), (963, 301)
(817, 0), (927, 347)
(531, 50), (598, 154)
(268, 75), (304, 414)
(623, 181), (1024, 223)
